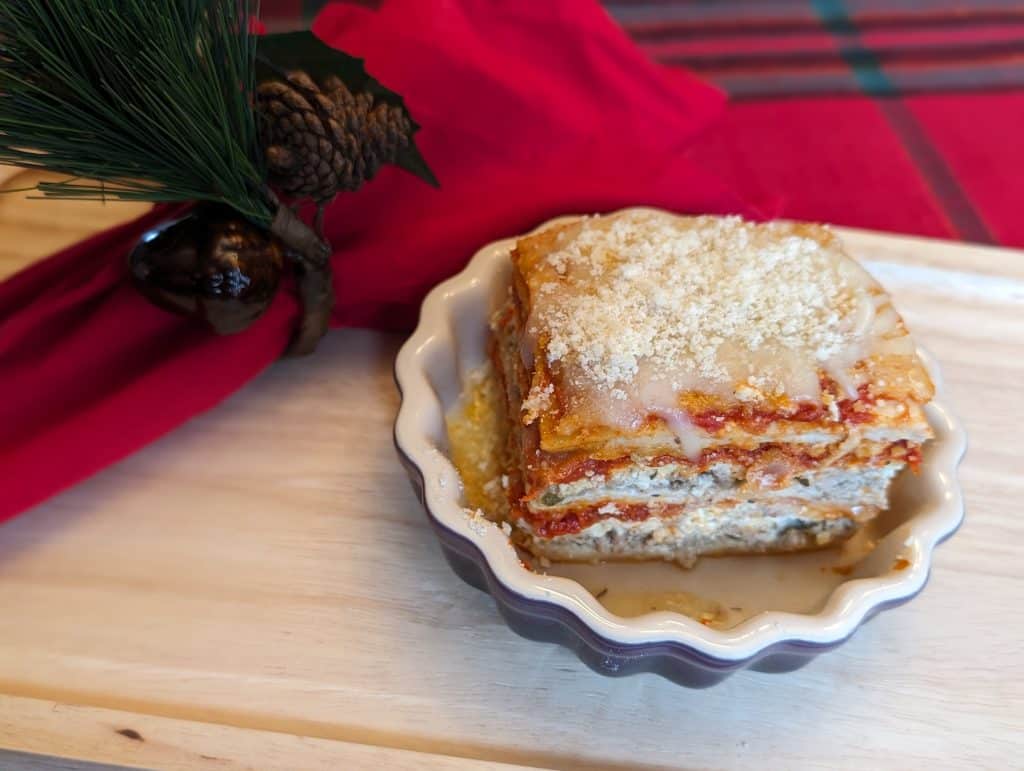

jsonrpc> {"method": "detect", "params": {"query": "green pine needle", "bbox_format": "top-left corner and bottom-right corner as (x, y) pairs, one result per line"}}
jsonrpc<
(0, 0), (273, 225)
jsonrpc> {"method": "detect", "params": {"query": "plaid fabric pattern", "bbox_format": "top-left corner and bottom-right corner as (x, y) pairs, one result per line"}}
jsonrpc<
(259, 0), (1024, 246)
(615, 0), (1024, 98)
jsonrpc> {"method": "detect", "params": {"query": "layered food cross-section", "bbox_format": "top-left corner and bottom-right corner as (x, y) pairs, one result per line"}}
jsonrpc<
(489, 211), (933, 567)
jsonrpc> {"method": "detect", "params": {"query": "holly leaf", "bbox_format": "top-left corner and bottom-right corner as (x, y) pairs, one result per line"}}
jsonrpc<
(255, 30), (438, 188)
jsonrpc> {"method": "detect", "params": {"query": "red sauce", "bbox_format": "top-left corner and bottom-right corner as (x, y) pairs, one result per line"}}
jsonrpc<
(690, 412), (728, 432)
(686, 383), (879, 434)
(547, 456), (628, 485)
(687, 401), (828, 435)
(543, 444), (820, 487)
(905, 445), (922, 472)
(524, 502), (656, 538)
(838, 384), (877, 424)
(790, 402), (828, 422)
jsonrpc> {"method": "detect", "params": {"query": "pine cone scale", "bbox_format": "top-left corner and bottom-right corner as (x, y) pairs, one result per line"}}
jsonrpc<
(256, 69), (413, 203)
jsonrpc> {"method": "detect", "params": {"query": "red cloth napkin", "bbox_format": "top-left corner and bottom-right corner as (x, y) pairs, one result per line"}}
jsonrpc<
(0, 0), (753, 523)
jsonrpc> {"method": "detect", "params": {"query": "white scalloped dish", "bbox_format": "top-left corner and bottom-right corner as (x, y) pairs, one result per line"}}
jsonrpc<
(394, 209), (966, 684)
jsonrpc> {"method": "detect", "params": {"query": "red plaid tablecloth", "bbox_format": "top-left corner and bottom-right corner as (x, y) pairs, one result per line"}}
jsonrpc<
(263, 0), (1024, 247)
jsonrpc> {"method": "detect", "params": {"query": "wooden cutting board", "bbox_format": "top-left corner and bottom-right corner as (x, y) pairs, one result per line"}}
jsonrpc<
(0, 170), (1021, 770)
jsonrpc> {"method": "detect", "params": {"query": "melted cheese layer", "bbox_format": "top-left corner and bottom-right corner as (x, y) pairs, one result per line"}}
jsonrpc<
(511, 211), (933, 455)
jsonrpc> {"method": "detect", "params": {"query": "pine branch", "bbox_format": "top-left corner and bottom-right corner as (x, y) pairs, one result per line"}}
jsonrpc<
(0, 0), (273, 225)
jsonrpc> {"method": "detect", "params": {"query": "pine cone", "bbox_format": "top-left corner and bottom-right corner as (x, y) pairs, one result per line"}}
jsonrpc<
(256, 70), (412, 203)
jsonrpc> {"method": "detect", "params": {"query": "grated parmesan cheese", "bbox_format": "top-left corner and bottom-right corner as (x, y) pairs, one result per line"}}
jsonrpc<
(464, 508), (491, 536)
(526, 211), (879, 402)
(521, 382), (555, 423)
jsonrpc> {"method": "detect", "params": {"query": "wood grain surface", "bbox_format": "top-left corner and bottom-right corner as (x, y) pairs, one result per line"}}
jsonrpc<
(0, 169), (1021, 770)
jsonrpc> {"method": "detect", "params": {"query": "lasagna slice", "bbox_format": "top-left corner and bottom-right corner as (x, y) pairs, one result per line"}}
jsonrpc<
(490, 211), (933, 567)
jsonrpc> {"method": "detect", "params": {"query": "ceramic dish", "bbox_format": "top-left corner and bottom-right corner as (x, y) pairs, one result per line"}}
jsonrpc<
(394, 208), (966, 687)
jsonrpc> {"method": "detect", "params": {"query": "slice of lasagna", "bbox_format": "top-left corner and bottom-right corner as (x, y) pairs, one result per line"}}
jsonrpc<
(489, 211), (933, 567)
